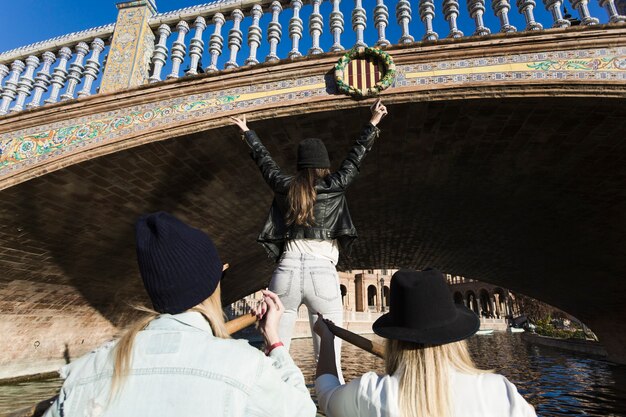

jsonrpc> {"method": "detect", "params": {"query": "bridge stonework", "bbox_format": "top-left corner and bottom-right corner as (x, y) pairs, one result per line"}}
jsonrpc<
(0, 26), (625, 378)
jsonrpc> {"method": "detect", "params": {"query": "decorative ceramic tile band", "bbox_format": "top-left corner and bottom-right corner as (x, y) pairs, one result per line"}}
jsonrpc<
(1, 46), (625, 178)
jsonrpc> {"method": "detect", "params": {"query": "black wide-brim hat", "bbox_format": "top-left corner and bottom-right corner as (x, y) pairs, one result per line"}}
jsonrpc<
(373, 269), (480, 345)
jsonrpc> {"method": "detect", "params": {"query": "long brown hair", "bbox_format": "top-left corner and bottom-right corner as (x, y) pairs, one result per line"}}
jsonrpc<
(286, 168), (331, 226)
(385, 339), (490, 417)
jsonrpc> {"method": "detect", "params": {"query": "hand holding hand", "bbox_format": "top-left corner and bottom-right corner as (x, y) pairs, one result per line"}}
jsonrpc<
(313, 313), (335, 340)
(369, 99), (388, 127)
(230, 115), (249, 133)
(255, 289), (284, 346)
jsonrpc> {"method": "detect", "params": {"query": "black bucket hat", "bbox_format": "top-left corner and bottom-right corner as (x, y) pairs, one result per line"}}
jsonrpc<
(373, 269), (480, 345)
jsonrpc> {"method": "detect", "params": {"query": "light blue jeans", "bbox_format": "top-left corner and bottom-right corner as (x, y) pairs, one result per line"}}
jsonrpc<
(270, 252), (344, 381)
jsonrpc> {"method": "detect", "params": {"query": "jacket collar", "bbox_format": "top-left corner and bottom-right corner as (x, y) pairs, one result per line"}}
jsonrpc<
(147, 311), (214, 335)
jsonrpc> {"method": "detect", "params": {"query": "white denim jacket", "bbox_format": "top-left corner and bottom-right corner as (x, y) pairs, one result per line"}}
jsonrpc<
(44, 312), (316, 417)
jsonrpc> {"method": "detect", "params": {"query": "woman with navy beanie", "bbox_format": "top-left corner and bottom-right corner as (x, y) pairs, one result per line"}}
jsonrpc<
(44, 212), (316, 417)
(232, 100), (388, 381)
(314, 269), (536, 417)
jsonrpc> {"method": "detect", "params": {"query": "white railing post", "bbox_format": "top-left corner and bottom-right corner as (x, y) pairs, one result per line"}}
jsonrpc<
(61, 42), (90, 101)
(12, 55), (40, 112)
(374, 0), (390, 46)
(78, 38), (106, 98)
(149, 25), (171, 82)
(206, 13), (225, 72)
(187, 17), (207, 76)
(167, 20), (189, 79)
(266, 1), (283, 62)
(599, 0), (626, 22)
(27, 52), (56, 109)
(309, 0), (324, 54)
(443, 0), (464, 38)
(396, 0), (414, 43)
(468, 0), (491, 36)
(517, 0), (543, 30)
(0, 60), (25, 115)
(542, 0), (571, 27)
(570, 0), (600, 24)
(330, 0), (344, 51)
(225, 9), (244, 69)
(492, 0), (517, 32)
(0, 64), (9, 95)
(45, 47), (72, 105)
(288, 0), (304, 58)
(419, 0), (439, 40)
(353, 0), (368, 47)
(246, 5), (264, 64)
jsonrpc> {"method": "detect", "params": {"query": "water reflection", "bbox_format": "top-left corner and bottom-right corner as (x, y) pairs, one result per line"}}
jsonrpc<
(1, 333), (625, 416)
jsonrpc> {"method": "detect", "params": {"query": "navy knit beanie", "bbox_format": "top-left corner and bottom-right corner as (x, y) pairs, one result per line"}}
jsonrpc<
(297, 138), (330, 170)
(135, 212), (222, 314)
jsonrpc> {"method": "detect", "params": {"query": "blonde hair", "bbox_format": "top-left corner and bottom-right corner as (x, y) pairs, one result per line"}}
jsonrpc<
(385, 339), (489, 417)
(110, 284), (229, 396)
(286, 168), (331, 226)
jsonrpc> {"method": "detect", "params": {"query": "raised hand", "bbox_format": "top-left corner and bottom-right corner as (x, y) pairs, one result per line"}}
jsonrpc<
(369, 99), (388, 127)
(255, 289), (284, 346)
(229, 115), (249, 133)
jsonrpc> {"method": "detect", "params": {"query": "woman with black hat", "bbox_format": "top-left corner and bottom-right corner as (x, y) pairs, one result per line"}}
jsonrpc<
(44, 212), (316, 417)
(314, 269), (536, 417)
(231, 100), (387, 379)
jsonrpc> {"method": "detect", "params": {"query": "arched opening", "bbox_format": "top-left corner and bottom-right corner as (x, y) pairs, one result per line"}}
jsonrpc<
(494, 288), (507, 318)
(340, 284), (347, 306)
(383, 285), (390, 311)
(466, 291), (478, 314)
(454, 291), (464, 305)
(479, 289), (493, 318)
(367, 285), (377, 310)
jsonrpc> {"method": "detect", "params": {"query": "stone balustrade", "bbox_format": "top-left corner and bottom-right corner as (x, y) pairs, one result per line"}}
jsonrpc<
(0, 0), (625, 115)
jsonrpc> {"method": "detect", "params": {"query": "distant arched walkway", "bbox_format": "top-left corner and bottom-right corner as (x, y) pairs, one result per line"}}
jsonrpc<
(367, 285), (377, 310)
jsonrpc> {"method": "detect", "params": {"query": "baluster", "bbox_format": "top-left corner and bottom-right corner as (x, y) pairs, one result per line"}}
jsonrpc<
(468, 0), (491, 36)
(267, 2), (283, 62)
(288, 0), (304, 58)
(570, 0), (599, 24)
(167, 21), (189, 79)
(0, 64), (9, 95)
(516, 0), (543, 30)
(0, 60), (25, 115)
(187, 17), (207, 76)
(492, 0), (517, 32)
(599, 0), (626, 22)
(443, 0), (464, 38)
(11, 56), (39, 112)
(419, 0), (439, 40)
(542, 0), (571, 27)
(150, 25), (171, 82)
(206, 13), (225, 72)
(225, 10), (244, 69)
(309, 0), (324, 54)
(27, 51), (56, 109)
(330, 0), (344, 51)
(246, 5), (263, 64)
(78, 38), (105, 98)
(396, 0), (414, 43)
(353, 0), (367, 47)
(45, 47), (72, 104)
(60, 42), (90, 101)
(374, 0), (390, 46)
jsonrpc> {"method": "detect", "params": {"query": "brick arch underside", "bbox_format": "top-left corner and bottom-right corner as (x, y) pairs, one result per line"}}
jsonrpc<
(1, 96), (626, 363)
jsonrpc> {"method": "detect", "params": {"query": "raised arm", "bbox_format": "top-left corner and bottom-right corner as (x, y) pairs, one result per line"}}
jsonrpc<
(231, 115), (290, 192)
(330, 99), (387, 190)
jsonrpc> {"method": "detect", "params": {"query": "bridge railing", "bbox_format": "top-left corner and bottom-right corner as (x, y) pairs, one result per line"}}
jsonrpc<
(0, 0), (625, 117)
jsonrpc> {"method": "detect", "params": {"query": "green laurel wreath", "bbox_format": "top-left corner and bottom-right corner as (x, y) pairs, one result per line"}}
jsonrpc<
(334, 47), (396, 98)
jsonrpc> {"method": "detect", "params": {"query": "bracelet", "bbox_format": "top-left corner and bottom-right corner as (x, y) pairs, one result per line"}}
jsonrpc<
(265, 341), (284, 356)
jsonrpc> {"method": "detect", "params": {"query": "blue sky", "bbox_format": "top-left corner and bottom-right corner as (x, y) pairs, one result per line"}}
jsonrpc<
(0, 0), (609, 56)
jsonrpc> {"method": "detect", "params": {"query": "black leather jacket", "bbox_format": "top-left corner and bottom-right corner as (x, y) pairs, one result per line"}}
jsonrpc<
(244, 123), (380, 262)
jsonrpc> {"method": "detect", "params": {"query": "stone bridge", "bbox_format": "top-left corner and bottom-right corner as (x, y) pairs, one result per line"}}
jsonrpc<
(1, 0), (626, 378)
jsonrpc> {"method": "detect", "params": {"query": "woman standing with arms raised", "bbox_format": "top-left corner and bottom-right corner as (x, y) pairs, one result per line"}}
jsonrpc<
(231, 100), (388, 379)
